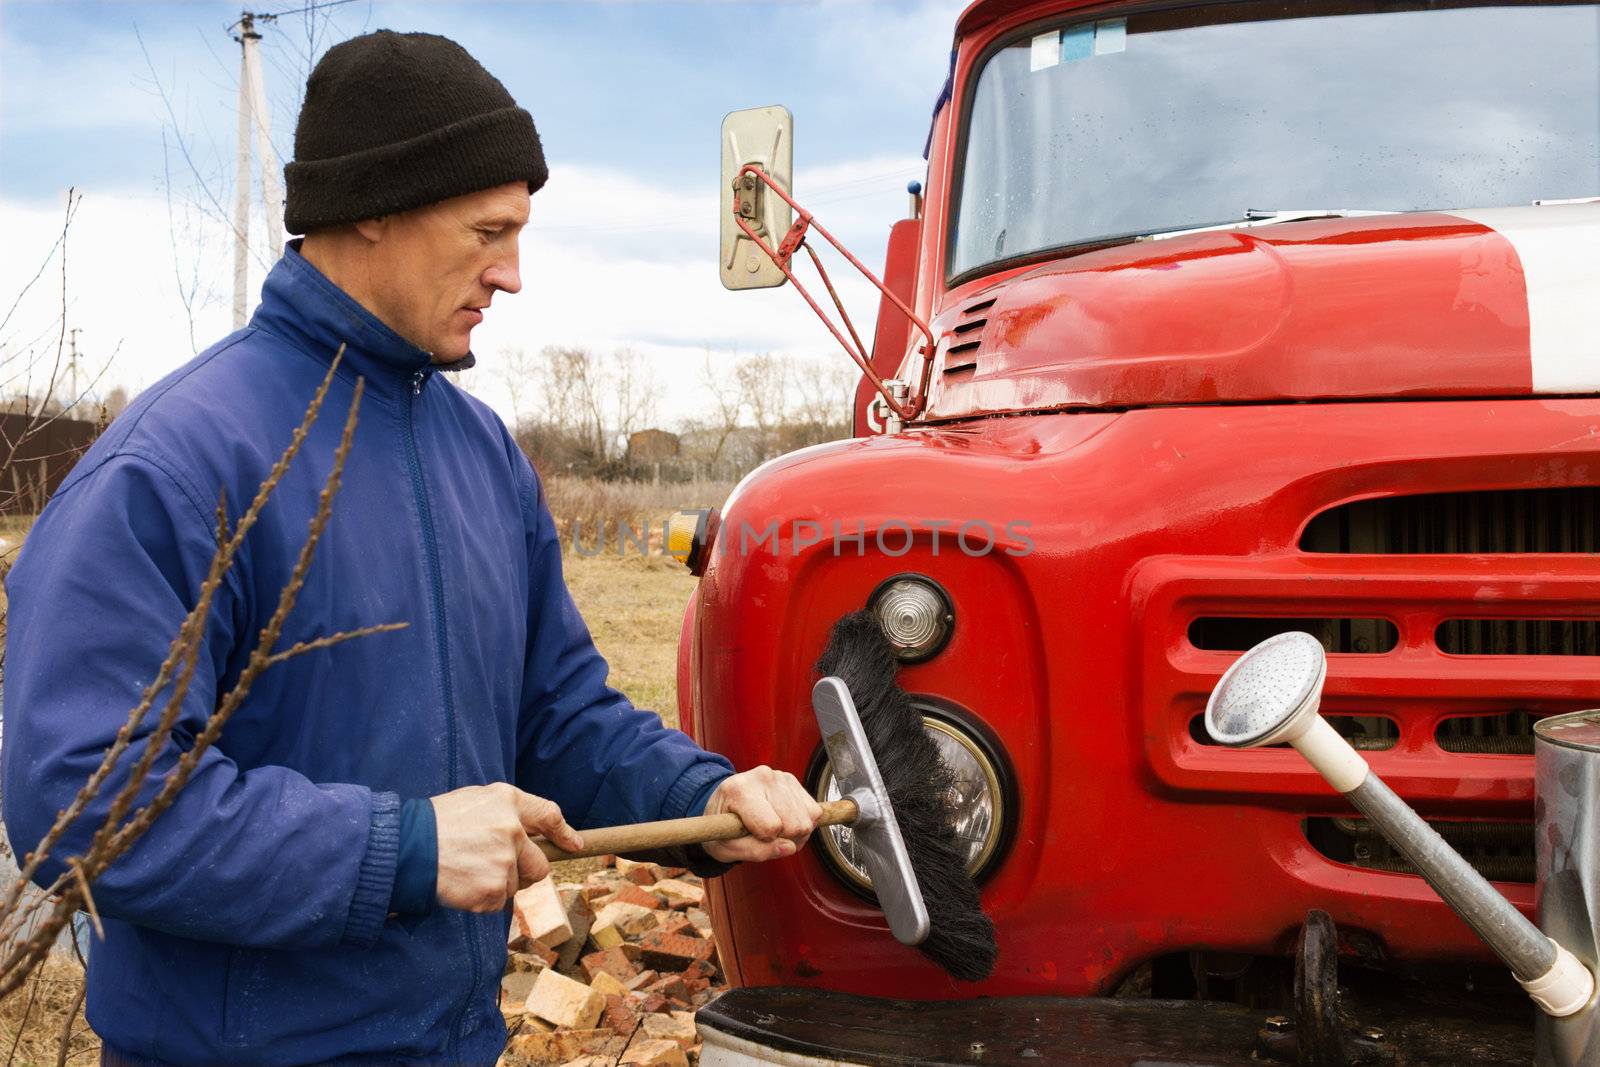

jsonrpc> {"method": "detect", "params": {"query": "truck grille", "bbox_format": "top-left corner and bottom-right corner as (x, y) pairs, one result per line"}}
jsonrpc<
(1438, 618), (1600, 656)
(1301, 486), (1600, 554)
(1435, 711), (1541, 755)
(1189, 616), (1397, 653)
(1148, 486), (1600, 893)
(1307, 816), (1535, 884)
(1296, 488), (1600, 884)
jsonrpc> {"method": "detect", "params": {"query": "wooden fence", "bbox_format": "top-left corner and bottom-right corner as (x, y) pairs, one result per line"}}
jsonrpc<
(0, 412), (101, 515)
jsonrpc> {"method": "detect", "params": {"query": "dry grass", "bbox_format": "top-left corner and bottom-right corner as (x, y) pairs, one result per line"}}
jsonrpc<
(548, 542), (704, 881)
(562, 551), (697, 731)
(540, 475), (733, 545)
(0, 959), (94, 1067)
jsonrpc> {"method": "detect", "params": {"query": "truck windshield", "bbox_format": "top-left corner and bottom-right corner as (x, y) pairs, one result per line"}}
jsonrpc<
(950, 2), (1600, 281)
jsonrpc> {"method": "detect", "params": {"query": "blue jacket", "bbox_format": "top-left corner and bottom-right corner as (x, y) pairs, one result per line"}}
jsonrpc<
(1, 246), (733, 1065)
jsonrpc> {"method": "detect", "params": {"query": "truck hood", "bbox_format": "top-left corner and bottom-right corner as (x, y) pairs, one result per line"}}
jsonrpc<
(922, 203), (1600, 420)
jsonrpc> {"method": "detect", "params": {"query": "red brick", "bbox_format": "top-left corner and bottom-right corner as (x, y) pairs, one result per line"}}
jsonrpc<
(615, 858), (660, 882)
(508, 943), (558, 971)
(602, 993), (641, 1035)
(644, 974), (689, 1004)
(582, 947), (641, 983)
(629, 991), (669, 1015)
(652, 914), (694, 939)
(637, 931), (715, 972)
(650, 878), (705, 910)
(611, 883), (665, 910)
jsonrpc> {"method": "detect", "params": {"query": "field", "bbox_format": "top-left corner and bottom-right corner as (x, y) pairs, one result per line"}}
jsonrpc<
(0, 477), (730, 1063)
(549, 549), (699, 888)
(561, 547), (699, 732)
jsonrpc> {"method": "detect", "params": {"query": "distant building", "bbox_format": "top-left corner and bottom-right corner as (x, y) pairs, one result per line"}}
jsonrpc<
(626, 428), (680, 465)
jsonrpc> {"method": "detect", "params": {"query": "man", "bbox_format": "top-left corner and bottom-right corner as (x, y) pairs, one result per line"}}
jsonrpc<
(1, 30), (821, 1066)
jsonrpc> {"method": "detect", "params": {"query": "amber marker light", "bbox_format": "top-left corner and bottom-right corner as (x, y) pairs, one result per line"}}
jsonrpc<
(666, 508), (719, 576)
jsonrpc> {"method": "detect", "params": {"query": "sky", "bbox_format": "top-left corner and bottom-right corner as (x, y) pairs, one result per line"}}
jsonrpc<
(0, 0), (969, 427)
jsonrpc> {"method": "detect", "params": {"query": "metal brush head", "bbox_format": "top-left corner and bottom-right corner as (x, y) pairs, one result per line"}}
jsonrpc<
(1205, 631), (1327, 748)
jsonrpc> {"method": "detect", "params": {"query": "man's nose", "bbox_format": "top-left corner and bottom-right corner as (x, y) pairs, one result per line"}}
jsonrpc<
(484, 249), (521, 295)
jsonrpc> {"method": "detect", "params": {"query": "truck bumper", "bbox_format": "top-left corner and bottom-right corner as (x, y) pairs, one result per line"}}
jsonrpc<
(696, 986), (1537, 1066)
(695, 987), (1270, 1066)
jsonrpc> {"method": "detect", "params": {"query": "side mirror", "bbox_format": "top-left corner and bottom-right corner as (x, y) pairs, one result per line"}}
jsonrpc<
(719, 105), (794, 291)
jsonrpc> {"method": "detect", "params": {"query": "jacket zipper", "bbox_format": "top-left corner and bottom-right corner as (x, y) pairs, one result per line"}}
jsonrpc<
(403, 368), (482, 1050)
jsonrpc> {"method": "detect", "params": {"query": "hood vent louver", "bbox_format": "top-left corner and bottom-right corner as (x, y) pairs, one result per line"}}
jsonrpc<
(943, 297), (996, 375)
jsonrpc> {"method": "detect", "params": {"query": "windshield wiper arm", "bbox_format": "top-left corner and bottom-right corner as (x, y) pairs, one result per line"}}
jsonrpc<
(1139, 208), (1398, 242)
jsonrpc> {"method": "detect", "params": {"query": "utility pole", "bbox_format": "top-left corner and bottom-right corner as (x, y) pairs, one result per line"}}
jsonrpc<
(231, 11), (284, 330)
(65, 328), (82, 409)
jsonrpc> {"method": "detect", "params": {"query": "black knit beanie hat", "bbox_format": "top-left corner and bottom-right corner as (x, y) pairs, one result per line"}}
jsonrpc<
(283, 30), (547, 235)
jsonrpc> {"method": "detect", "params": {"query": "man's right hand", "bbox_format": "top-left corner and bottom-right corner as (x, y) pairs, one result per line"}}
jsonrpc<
(430, 783), (584, 912)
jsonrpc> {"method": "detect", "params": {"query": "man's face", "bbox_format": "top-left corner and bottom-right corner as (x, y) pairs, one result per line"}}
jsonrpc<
(361, 181), (529, 363)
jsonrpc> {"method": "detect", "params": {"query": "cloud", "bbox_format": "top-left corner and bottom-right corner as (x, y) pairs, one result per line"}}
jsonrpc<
(816, 0), (966, 104)
(0, 156), (920, 431)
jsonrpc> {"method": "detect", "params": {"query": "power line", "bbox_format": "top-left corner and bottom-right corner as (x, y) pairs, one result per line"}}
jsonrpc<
(261, 0), (366, 21)
(530, 165), (925, 234)
(226, 0), (362, 33)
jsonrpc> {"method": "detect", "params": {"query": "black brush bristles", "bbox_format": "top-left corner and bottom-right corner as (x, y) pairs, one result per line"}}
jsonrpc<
(815, 610), (998, 982)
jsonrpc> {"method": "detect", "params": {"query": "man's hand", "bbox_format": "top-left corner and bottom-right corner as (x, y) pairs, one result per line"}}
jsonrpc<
(701, 766), (824, 863)
(430, 783), (584, 912)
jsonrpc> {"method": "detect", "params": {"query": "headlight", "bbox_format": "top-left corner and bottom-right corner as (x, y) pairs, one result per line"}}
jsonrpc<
(868, 574), (954, 662)
(812, 708), (1007, 891)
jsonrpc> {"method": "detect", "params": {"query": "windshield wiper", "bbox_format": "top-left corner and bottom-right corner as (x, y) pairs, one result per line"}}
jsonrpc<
(1138, 208), (1398, 242)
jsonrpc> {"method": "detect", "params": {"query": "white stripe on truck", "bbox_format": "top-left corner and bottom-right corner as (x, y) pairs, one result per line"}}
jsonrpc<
(1451, 204), (1600, 394)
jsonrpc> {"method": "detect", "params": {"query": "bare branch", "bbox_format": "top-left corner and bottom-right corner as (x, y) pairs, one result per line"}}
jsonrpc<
(0, 349), (400, 1001)
(262, 622), (408, 668)
(0, 193), (79, 342)
(52, 974), (86, 1067)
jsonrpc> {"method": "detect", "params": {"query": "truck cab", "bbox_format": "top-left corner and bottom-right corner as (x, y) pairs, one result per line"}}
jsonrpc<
(684, 2), (1600, 1063)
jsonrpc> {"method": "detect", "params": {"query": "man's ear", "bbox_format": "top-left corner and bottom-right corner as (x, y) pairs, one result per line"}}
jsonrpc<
(353, 216), (388, 243)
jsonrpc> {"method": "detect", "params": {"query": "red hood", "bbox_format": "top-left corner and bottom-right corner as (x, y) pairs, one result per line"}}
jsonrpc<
(923, 204), (1600, 420)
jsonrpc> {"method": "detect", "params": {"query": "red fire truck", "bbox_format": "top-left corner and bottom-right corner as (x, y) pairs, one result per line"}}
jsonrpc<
(677, 2), (1600, 1063)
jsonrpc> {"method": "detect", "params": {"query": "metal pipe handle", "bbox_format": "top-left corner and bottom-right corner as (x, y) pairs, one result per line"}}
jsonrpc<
(1291, 719), (1593, 1016)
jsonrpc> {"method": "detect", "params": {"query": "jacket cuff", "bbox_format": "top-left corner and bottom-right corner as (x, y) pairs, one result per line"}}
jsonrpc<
(342, 790), (401, 946)
(661, 759), (734, 822)
(391, 798), (438, 916)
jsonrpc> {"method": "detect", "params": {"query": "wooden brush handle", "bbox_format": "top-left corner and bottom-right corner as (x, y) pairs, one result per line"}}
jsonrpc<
(536, 798), (858, 862)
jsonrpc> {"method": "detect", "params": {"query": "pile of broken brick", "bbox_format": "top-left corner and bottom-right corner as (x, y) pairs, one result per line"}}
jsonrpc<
(497, 856), (723, 1067)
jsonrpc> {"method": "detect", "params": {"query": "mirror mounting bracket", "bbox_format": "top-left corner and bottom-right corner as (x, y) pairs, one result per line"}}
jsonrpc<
(732, 172), (767, 236)
(731, 163), (935, 424)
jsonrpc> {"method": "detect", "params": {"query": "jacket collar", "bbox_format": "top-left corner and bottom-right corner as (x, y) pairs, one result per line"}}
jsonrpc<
(251, 241), (476, 400)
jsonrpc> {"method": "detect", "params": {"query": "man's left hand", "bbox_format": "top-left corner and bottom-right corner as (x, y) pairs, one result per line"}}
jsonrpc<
(701, 766), (823, 863)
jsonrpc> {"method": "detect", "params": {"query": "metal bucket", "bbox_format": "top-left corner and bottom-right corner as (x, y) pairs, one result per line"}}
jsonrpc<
(1534, 710), (1600, 1065)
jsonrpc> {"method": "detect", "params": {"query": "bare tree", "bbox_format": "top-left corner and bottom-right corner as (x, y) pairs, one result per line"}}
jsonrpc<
(735, 353), (789, 462)
(693, 350), (745, 467)
(537, 345), (604, 462)
(498, 346), (537, 432)
(608, 348), (660, 453)
(784, 355), (855, 448)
